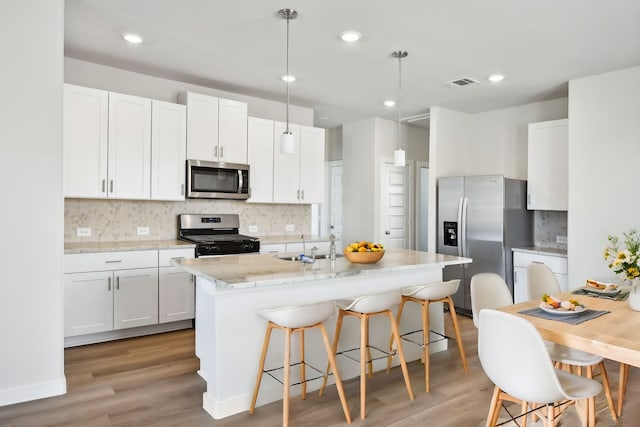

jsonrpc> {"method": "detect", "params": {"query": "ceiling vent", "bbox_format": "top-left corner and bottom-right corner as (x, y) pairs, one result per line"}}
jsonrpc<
(445, 77), (479, 88)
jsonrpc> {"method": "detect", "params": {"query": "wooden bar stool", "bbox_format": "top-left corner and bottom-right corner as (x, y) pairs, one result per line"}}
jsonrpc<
(319, 290), (414, 420)
(249, 301), (351, 426)
(388, 279), (468, 392)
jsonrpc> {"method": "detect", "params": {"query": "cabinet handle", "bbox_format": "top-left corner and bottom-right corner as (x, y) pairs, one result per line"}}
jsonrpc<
(116, 276), (120, 290)
(101, 179), (106, 193)
(110, 180), (114, 193)
(214, 146), (218, 158)
(108, 276), (111, 291)
(105, 260), (122, 264)
(171, 257), (184, 261)
(181, 184), (185, 196)
(220, 146), (224, 158)
(297, 190), (300, 200)
(301, 189), (304, 200)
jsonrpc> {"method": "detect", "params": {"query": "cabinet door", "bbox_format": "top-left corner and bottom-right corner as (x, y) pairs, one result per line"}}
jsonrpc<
(64, 271), (113, 337)
(273, 122), (301, 203)
(113, 267), (159, 329)
(513, 266), (527, 304)
(183, 92), (219, 161)
(108, 92), (152, 199)
(151, 100), (187, 200)
(218, 98), (248, 163)
(527, 119), (568, 210)
(299, 125), (325, 204)
(247, 117), (275, 203)
(63, 84), (109, 198)
(159, 267), (195, 323)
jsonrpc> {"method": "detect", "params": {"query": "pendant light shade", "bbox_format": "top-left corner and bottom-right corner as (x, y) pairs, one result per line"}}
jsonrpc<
(392, 50), (408, 167)
(280, 131), (294, 155)
(279, 9), (297, 155)
(394, 148), (406, 166)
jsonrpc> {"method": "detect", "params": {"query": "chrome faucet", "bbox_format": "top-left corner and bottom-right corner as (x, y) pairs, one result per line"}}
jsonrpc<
(301, 233), (306, 254)
(329, 234), (336, 261)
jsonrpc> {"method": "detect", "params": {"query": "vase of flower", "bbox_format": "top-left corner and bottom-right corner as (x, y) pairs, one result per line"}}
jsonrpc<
(604, 230), (640, 310)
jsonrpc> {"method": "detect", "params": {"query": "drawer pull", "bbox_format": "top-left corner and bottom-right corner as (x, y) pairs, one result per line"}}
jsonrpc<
(105, 260), (122, 264)
(116, 277), (120, 290)
(171, 257), (184, 261)
(108, 277), (111, 291)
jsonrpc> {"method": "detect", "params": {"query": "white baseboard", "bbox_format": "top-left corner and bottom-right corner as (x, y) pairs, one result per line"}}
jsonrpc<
(0, 376), (66, 407)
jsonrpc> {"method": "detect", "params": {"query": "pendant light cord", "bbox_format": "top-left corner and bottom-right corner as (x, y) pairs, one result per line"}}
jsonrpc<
(397, 54), (402, 150)
(285, 14), (290, 133)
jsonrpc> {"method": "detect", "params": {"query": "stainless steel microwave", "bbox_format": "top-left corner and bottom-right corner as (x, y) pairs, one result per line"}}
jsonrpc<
(186, 159), (250, 200)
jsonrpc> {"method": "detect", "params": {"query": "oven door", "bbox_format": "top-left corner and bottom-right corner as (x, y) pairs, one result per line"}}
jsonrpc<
(187, 159), (250, 200)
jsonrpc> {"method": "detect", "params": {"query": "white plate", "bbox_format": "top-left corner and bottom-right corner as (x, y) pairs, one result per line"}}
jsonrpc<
(581, 285), (621, 296)
(539, 302), (586, 315)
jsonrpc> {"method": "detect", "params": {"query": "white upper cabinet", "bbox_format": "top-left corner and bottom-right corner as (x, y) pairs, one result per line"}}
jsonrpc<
(151, 100), (187, 200)
(299, 125), (325, 204)
(218, 98), (248, 163)
(63, 84), (109, 198)
(64, 84), (186, 201)
(180, 92), (248, 164)
(273, 122), (301, 203)
(247, 117), (275, 203)
(108, 92), (152, 199)
(251, 120), (325, 204)
(527, 119), (568, 211)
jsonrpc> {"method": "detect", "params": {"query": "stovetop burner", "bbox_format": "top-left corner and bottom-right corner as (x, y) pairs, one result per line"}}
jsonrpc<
(178, 214), (260, 257)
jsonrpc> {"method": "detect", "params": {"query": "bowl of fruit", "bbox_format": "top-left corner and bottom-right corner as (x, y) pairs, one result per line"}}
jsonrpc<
(343, 241), (385, 264)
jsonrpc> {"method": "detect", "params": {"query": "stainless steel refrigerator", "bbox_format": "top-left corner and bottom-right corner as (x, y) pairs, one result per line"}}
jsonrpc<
(437, 176), (533, 314)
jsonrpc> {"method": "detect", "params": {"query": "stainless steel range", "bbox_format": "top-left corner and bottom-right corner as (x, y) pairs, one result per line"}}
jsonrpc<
(178, 214), (260, 257)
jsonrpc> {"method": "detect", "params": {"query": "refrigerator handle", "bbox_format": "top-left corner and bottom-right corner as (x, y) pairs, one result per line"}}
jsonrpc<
(461, 197), (469, 258)
(456, 197), (464, 257)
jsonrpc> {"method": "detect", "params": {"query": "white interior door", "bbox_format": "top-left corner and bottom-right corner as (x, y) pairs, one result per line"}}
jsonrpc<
(381, 162), (412, 249)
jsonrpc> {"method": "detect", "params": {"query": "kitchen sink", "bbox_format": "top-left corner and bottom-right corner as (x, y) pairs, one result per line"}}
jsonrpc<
(276, 253), (343, 261)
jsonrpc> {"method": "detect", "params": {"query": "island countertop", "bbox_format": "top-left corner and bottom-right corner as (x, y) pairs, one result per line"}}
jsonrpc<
(174, 249), (472, 289)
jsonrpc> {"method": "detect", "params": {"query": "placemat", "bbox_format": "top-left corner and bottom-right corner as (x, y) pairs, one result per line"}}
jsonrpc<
(572, 288), (630, 301)
(518, 307), (610, 325)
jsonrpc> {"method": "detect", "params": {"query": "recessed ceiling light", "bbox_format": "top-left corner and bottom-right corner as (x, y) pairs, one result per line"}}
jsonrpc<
(339, 31), (362, 42)
(488, 73), (505, 83)
(281, 75), (296, 82)
(384, 100), (396, 107)
(122, 33), (143, 44)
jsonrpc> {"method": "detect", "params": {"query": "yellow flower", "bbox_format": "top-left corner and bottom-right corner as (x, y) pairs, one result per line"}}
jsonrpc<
(617, 251), (627, 260)
(629, 267), (640, 278)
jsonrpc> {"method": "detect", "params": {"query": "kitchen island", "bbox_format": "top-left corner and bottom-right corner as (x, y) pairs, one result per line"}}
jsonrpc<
(174, 249), (472, 419)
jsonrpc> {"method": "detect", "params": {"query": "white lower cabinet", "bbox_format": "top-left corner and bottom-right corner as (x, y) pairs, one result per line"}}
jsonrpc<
(159, 248), (195, 323)
(513, 250), (568, 303)
(64, 247), (194, 340)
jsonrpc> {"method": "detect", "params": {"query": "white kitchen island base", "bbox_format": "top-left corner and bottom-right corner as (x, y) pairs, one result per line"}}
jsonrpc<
(175, 250), (472, 419)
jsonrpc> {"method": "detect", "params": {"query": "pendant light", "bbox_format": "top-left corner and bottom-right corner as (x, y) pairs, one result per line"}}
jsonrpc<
(278, 8), (298, 155)
(392, 50), (408, 166)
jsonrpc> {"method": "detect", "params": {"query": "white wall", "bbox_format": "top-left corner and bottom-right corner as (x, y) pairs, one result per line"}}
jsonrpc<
(0, 0), (66, 405)
(65, 57), (314, 126)
(568, 65), (640, 285)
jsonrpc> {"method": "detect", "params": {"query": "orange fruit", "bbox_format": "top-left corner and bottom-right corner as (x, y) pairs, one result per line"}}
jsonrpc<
(358, 247), (367, 252)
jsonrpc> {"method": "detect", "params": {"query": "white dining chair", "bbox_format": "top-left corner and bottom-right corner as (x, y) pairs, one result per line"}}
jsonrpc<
(478, 309), (602, 427)
(470, 273), (514, 329)
(526, 262), (617, 421)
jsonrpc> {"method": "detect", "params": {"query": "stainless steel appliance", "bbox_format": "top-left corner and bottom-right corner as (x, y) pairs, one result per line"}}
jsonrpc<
(437, 175), (533, 314)
(178, 214), (259, 257)
(186, 159), (250, 200)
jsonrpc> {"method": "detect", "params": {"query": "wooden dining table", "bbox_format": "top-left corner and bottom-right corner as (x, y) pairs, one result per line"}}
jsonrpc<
(499, 291), (639, 417)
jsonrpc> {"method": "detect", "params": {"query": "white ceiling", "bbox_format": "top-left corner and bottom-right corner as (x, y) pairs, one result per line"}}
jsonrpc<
(65, 0), (640, 128)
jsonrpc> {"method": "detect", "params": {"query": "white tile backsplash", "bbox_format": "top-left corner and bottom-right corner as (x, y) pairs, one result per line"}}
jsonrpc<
(534, 210), (567, 249)
(65, 199), (311, 242)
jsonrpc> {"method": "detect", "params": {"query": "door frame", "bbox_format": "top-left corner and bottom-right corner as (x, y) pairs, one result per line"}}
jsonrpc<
(415, 161), (429, 251)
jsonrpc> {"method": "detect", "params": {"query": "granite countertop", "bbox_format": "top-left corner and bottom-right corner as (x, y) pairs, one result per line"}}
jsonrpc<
(64, 239), (195, 254)
(258, 235), (335, 245)
(512, 246), (567, 257)
(174, 249), (472, 289)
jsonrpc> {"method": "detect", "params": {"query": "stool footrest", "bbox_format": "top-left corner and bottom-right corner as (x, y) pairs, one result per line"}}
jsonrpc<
(336, 345), (396, 364)
(399, 329), (450, 348)
(264, 361), (328, 387)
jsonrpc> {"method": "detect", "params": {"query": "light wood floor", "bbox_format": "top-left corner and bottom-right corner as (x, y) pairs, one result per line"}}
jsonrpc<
(1, 314), (637, 426)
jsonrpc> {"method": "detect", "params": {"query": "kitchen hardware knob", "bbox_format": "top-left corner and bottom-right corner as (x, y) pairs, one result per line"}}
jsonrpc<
(116, 277), (120, 290)
(108, 277), (111, 291)
(105, 260), (122, 264)
(110, 180), (114, 193)
(297, 189), (300, 200)
(301, 189), (305, 200)
(220, 146), (224, 158)
(101, 179), (106, 193)
(214, 146), (218, 157)
(385, 230), (391, 235)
